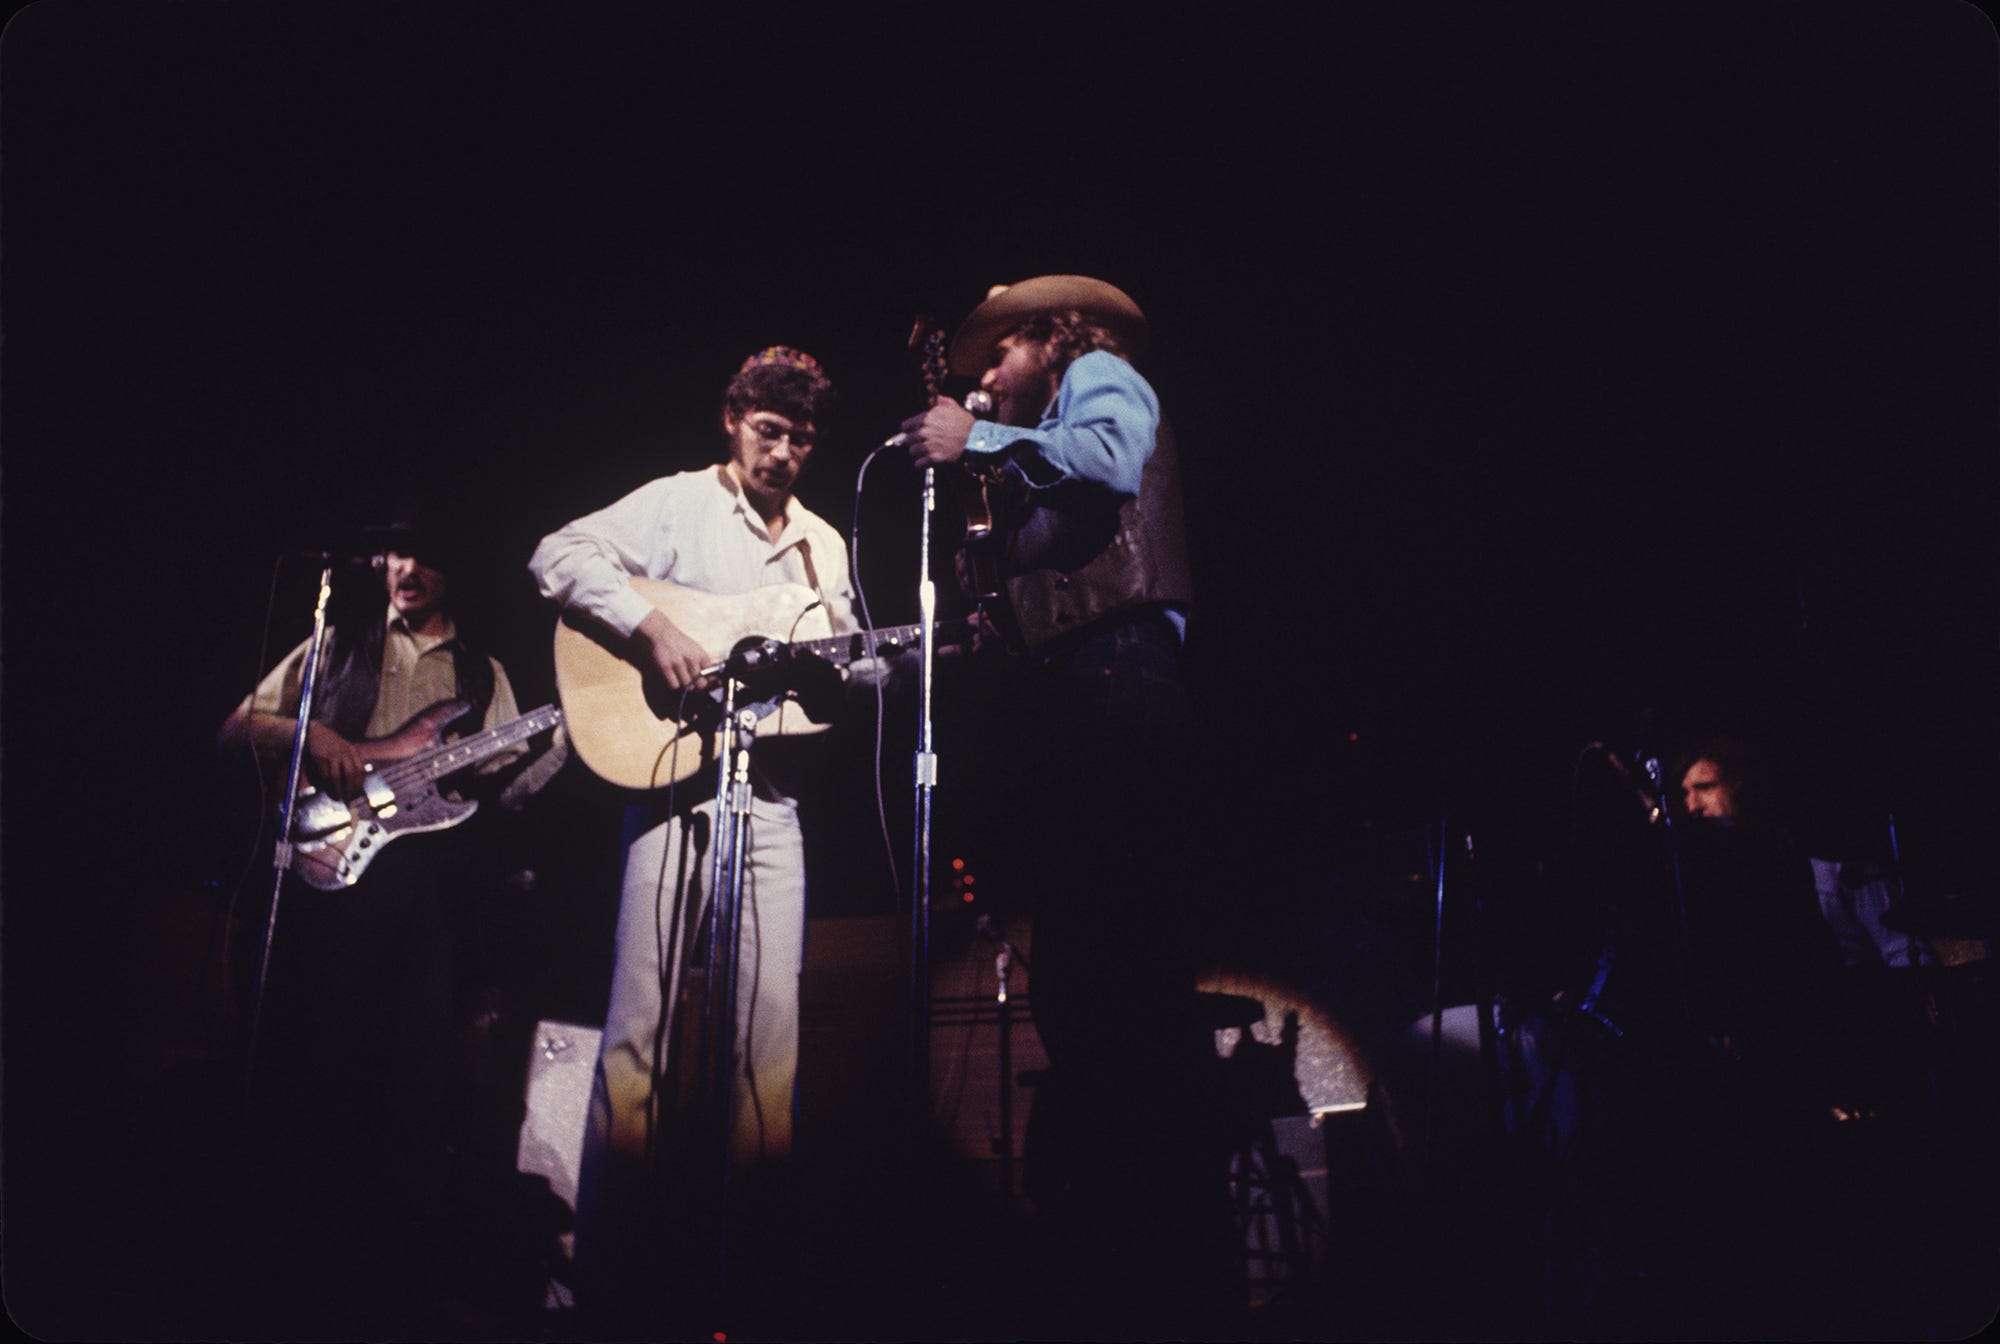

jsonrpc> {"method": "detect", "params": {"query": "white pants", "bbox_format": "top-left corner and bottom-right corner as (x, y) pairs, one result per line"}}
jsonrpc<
(570, 789), (809, 1309)
(592, 791), (807, 1166)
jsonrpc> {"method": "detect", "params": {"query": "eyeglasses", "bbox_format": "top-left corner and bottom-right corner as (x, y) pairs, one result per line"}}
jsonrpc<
(746, 417), (816, 451)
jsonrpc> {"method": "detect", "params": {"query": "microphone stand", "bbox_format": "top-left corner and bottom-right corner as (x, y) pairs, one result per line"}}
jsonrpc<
(907, 389), (992, 1118)
(1645, 754), (1696, 1035)
(1423, 814), (1449, 1170)
(244, 560), (339, 1106)
(979, 917), (1031, 1199)
(911, 466), (940, 1115)
(896, 386), (991, 1162)
(698, 676), (759, 1308)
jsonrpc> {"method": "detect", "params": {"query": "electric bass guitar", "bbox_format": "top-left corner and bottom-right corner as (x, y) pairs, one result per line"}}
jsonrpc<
(289, 700), (563, 891)
(553, 577), (950, 790)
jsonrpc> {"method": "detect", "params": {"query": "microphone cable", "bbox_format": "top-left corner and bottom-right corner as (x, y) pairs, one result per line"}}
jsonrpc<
(848, 440), (909, 966)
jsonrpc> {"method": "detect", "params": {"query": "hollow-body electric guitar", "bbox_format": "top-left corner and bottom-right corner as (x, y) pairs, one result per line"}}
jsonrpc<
(553, 577), (948, 790)
(289, 700), (563, 890)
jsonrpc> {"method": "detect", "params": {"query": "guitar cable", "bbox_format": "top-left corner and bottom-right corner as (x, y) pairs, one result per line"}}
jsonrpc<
(853, 439), (1018, 1127)
(642, 608), (826, 1165)
(640, 682), (701, 1166)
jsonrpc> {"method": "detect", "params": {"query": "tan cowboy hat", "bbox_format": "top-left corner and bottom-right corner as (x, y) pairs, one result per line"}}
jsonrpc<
(947, 274), (1148, 377)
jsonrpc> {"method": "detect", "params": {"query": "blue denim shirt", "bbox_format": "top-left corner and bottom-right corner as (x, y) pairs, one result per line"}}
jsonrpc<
(962, 350), (1160, 497)
(963, 350), (1185, 641)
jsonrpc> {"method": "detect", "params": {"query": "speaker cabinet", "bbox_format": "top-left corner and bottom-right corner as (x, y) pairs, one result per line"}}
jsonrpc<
(514, 1018), (601, 1280)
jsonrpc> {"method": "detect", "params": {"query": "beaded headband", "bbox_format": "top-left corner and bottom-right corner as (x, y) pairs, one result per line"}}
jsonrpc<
(737, 345), (827, 379)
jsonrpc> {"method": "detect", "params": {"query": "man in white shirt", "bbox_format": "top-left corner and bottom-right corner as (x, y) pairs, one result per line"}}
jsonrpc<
(527, 346), (853, 1321)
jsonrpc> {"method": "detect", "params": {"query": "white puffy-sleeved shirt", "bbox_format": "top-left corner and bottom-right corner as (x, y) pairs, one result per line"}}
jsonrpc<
(527, 463), (857, 637)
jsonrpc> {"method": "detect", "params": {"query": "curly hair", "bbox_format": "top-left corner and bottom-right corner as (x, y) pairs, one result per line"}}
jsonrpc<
(1010, 309), (1136, 379)
(722, 349), (837, 426)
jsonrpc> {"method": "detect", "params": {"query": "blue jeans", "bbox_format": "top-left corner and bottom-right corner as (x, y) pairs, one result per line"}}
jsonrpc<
(1017, 609), (1235, 1321)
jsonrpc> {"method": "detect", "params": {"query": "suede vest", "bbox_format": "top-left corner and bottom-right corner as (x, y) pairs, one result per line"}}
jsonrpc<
(316, 619), (494, 742)
(986, 416), (1194, 651)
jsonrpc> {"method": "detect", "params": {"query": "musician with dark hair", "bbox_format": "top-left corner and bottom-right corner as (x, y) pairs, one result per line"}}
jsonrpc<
(721, 347), (840, 425)
(527, 345), (855, 1324)
(222, 525), (525, 796)
(896, 277), (1228, 1329)
(217, 520), (551, 1330)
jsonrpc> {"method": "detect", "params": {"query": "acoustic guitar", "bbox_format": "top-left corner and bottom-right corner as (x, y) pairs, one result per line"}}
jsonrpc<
(553, 577), (947, 790)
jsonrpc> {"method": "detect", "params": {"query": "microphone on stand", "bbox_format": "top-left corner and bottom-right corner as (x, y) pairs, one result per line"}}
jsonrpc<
(1592, 741), (1665, 825)
(882, 389), (997, 451)
(296, 550), (387, 572)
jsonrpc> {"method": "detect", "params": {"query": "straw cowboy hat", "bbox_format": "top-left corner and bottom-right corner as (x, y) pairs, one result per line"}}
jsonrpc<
(947, 274), (1148, 377)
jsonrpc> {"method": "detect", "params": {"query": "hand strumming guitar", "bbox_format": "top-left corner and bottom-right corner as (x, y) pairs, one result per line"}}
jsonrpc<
(305, 721), (367, 798)
(221, 707), (369, 798)
(632, 607), (715, 692)
(898, 397), (977, 470)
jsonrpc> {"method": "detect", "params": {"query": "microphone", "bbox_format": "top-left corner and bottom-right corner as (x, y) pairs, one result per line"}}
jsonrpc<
(1593, 741), (1665, 825)
(884, 389), (999, 450)
(297, 550), (386, 572)
(723, 638), (786, 679)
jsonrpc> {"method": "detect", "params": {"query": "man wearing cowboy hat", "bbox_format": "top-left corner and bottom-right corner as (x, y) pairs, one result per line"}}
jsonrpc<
(898, 277), (1227, 1328)
(898, 274), (1191, 649)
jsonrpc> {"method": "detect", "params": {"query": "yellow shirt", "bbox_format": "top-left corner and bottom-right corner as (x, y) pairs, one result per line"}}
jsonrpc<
(238, 610), (521, 755)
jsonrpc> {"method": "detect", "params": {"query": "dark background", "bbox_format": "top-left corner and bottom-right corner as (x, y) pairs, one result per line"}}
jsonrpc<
(3, 1), (1995, 1334)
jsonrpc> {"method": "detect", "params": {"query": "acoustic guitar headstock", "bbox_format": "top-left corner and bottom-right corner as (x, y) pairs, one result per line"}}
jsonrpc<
(908, 316), (947, 406)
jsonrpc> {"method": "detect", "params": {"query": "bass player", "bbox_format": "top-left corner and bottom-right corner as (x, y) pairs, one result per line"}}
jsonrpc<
(217, 516), (553, 1329)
